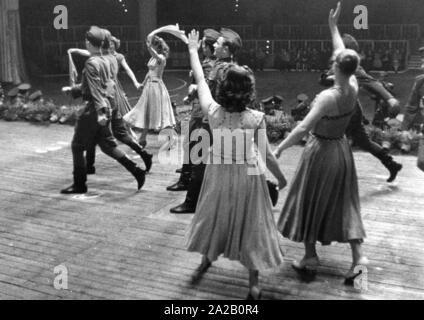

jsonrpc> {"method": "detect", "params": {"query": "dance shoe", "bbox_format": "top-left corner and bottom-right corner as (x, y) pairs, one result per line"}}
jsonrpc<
(170, 202), (195, 214)
(344, 257), (369, 286)
(118, 156), (146, 190)
(139, 151), (153, 173)
(60, 184), (87, 194)
(191, 259), (212, 285)
(386, 162), (402, 183)
(292, 256), (320, 272)
(246, 287), (263, 300)
(167, 181), (189, 192)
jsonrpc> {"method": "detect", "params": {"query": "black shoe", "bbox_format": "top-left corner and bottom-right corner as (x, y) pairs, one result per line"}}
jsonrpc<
(170, 202), (196, 214)
(61, 184), (87, 194)
(167, 181), (189, 192)
(139, 151), (153, 173)
(344, 271), (362, 286)
(87, 166), (96, 175)
(387, 162), (402, 183)
(134, 167), (146, 190)
(118, 156), (146, 190)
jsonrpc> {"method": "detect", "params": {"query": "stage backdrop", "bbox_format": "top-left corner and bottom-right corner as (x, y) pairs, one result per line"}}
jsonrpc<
(0, 0), (27, 84)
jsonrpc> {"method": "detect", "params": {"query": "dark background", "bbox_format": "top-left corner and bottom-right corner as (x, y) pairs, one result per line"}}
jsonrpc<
(20, 0), (424, 29)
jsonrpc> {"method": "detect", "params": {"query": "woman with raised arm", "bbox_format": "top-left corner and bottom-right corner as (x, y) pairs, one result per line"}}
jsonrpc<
(184, 30), (287, 300)
(124, 27), (178, 148)
(274, 2), (368, 285)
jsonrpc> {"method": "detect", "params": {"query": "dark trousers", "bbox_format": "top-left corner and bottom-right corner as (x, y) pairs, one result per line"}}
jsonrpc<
(183, 117), (212, 208)
(346, 103), (393, 165)
(72, 107), (125, 184)
(86, 110), (143, 168)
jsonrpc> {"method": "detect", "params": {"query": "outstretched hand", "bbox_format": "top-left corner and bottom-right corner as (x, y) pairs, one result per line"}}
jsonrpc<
(329, 1), (341, 29)
(187, 30), (201, 52)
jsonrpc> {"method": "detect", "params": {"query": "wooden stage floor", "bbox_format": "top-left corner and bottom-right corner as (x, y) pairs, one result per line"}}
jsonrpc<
(0, 121), (423, 300)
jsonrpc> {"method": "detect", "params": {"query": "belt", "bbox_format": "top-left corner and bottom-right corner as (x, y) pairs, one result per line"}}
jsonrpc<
(312, 132), (344, 141)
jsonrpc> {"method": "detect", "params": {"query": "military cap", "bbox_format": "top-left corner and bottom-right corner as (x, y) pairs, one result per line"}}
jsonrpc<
(220, 28), (242, 50)
(29, 90), (43, 101)
(86, 26), (105, 47)
(18, 83), (32, 92)
(7, 87), (19, 98)
(203, 29), (221, 43)
(297, 94), (309, 102)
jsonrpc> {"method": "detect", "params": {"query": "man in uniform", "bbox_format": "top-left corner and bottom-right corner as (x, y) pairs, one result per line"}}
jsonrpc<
(85, 29), (153, 175)
(321, 34), (402, 183)
(170, 28), (242, 214)
(401, 44), (424, 135)
(61, 26), (146, 194)
(167, 28), (220, 193)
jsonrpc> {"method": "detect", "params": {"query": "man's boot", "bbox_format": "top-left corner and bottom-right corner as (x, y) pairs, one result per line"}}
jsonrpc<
(117, 156), (146, 190)
(381, 153), (403, 183)
(61, 167), (88, 194)
(167, 165), (191, 192)
(133, 144), (153, 173)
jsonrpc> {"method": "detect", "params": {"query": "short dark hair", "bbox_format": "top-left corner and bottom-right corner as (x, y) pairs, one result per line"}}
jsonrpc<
(335, 49), (360, 76)
(152, 36), (170, 58)
(223, 40), (240, 57)
(203, 40), (215, 55)
(216, 64), (256, 112)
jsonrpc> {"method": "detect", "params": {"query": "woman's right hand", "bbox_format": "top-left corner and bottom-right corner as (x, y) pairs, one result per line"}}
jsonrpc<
(187, 30), (201, 52)
(329, 2), (341, 30)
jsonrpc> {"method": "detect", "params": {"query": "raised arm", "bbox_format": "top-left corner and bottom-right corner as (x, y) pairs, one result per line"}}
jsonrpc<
(274, 92), (333, 157)
(329, 2), (345, 59)
(187, 30), (215, 116)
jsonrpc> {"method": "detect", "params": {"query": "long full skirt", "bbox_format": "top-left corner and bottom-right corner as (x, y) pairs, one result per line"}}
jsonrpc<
(278, 136), (366, 245)
(123, 79), (176, 130)
(186, 163), (285, 271)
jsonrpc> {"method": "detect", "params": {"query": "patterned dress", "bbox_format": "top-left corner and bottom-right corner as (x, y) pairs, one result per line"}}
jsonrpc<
(186, 103), (285, 271)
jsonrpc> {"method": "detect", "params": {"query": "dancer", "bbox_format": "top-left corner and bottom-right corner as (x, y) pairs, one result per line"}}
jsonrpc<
(61, 26), (146, 194)
(124, 27), (177, 148)
(185, 29), (286, 300)
(170, 28), (242, 214)
(167, 28), (220, 193)
(68, 31), (153, 174)
(320, 33), (402, 182)
(275, 3), (367, 284)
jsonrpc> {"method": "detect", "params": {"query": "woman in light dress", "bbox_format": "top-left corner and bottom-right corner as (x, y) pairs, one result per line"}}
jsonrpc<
(184, 29), (287, 300)
(124, 28), (177, 148)
(274, 3), (368, 284)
